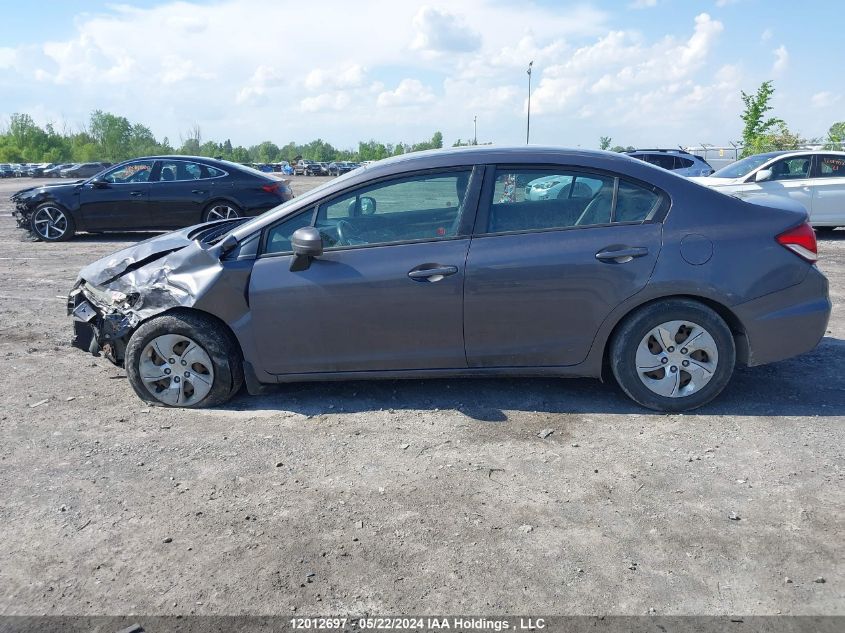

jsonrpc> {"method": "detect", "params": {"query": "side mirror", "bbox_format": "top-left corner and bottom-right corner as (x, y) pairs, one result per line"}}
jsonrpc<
(90, 177), (109, 188)
(290, 227), (323, 271)
(755, 169), (772, 183)
(360, 196), (376, 215)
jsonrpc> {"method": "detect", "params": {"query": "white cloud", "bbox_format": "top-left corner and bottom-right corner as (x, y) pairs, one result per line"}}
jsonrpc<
(760, 28), (773, 42)
(772, 44), (789, 74)
(376, 79), (435, 108)
(630, 0), (658, 8)
(300, 91), (352, 113)
(410, 6), (481, 54)
(532, 13), (724, 112)
(305, 65), (366, 91)
(0, 47), (16, 69)
(811, 92), (841, 108)
(715, 0), (741, 6)
(236, 65), (285, 105)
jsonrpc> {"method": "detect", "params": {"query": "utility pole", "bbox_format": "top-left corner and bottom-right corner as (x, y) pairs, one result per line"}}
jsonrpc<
(473, 115), (477, 145)
(526, 61), (534, 144)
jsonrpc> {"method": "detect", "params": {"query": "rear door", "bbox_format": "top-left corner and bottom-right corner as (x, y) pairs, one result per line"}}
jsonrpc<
(464, 165), (664, 367)
(809, 155), (845, 225)
(148, 159), (215, 228)
(249, 167), (481, 375)
(78, 160), (155, 230)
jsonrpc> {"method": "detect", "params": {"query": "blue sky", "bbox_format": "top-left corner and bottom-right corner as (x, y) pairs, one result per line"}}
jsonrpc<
(0, 0), (840, 150)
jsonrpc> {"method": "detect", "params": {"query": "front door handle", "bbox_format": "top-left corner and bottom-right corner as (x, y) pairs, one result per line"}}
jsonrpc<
(191, 189), (207, 195)
(129, 191), (144, 197)
(595, 246), (649, 263)
(408, 265), (459, 282)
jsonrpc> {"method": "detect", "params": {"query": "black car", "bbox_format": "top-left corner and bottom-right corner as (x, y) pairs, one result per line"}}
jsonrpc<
(0, 164), (13, 178)
(43, 163), (74, 177)
(327, 161), (355, 176)
(12, 155), (294, 241)
(60, 162), (110, 178)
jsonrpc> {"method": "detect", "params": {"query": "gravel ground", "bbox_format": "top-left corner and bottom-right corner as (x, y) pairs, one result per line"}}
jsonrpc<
(0, 176), (842, 616)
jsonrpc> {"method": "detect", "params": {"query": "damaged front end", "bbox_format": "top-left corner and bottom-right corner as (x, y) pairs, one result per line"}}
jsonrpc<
(67, 221), (243, 365)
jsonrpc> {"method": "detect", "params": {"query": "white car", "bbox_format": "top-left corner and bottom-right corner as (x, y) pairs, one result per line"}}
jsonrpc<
(690, 150), (845, 229)
(523, 174), (603, 201)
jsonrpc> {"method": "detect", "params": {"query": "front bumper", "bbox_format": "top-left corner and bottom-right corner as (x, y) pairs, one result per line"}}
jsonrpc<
(68, 285), (133, 365)
(734, 266), (831, 367)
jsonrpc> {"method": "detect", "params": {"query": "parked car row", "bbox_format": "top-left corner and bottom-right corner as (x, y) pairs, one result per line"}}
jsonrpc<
(293, 159), (363, 176)
(0, 162), (113, 178)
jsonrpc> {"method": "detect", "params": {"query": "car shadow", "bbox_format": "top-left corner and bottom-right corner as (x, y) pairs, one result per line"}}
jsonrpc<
(221, 336), (845, 421)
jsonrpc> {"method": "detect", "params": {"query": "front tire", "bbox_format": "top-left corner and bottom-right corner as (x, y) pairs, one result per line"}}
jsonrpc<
(125, 311), (243, 408)
(610, 299), (735, 412)
(30, 203), (75, 241)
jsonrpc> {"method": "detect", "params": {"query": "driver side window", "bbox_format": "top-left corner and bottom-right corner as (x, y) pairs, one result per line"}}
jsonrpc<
(314, 170), (472, 249)
(769, 157), (811, 181)
(102, 161), (155, 183)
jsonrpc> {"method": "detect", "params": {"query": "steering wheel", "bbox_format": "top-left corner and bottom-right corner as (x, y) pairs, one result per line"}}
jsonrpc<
(335, 219), (367, 246)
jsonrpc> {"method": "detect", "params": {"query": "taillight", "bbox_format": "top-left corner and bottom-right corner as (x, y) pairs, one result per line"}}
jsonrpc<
(776, 222), (818, 263)
(261, 182), (281, 194)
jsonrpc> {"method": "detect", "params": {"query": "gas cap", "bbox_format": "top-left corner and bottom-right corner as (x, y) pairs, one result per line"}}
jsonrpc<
(680, 233), (713, 265)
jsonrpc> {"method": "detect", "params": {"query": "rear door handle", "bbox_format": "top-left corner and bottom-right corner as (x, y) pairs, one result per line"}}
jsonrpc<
(129, 191), (144, 197)
(191, 189), (207, 195)
(595, 246), (649, 263)
(408, 265), (459, 282)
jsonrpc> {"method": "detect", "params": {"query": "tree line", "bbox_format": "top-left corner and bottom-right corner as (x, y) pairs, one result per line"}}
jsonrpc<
(0, 111), (447, 164)
(600, 81), (844, 157)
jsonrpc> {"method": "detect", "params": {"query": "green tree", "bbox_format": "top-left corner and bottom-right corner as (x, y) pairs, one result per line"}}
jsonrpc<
(599, 136), (612, 151)
(823, 121), (845, 150)
(739, 81), (784, 157)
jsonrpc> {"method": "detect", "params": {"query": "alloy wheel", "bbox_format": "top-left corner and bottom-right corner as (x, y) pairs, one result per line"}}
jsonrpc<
(206, 204), (240, 221)
(634, 320), (719, 398)
(32, 206), (68, 240)
(139, 334), (215, 406)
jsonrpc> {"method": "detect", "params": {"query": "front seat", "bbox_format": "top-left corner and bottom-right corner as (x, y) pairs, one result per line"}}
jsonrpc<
(161, 167), (175, 182)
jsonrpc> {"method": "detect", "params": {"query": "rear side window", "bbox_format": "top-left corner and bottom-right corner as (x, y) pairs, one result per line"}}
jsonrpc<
(816, 155), (845, 177)
(486, 168), (661, 234)
(675, 156), (694, 169)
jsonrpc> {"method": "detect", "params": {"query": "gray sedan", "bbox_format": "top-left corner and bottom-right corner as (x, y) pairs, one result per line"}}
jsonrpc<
(68, 146), (830, 412)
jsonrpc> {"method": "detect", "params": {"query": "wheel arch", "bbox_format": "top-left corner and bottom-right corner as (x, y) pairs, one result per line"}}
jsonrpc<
(596, 293), (749, 380)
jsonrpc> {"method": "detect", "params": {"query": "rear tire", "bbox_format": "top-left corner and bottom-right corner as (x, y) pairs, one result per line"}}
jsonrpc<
(125, 311), (243, 408)
(610, 299), (735, 412)
(202, 201), (242, 223)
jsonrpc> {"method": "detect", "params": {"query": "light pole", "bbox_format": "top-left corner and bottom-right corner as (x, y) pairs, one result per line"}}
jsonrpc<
(526, 61), (534, 144)
(473, 115), (477, 145)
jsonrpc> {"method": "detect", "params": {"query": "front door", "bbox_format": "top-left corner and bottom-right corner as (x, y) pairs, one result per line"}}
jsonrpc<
(464, 166), (664, 367)
(732, 156), (814, 213)
(248, 168), (479, 375)
(78, 160), (155, 230)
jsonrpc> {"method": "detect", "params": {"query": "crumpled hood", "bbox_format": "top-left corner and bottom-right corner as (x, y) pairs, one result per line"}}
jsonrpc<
(79, 226), (199, 287)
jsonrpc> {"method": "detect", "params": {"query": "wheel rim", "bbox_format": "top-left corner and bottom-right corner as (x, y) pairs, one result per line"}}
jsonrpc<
(139, 334), (214, 406)
(206, 204), (239, 221)
(32, 206), (68, 239)
(634, 320), (719, 398)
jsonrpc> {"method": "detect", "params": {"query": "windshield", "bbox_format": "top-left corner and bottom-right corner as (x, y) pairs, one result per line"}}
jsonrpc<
(710, 152), (785, 179)
(229, 170), (357, 238)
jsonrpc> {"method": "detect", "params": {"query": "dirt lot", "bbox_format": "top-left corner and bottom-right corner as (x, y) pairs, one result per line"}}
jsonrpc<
(0, 176), (842, 616)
